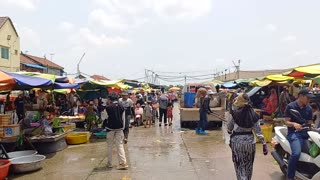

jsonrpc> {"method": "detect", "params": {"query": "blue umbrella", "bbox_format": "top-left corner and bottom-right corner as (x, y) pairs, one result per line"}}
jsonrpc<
(221, 81), (238, 88)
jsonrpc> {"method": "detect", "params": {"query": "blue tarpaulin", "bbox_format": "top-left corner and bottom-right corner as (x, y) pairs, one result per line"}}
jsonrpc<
(53, 82), (80, 89)
(7, 72), (52, 88)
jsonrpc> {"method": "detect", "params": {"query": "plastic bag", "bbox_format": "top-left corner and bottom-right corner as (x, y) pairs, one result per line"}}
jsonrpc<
(309, 142), (320, 158)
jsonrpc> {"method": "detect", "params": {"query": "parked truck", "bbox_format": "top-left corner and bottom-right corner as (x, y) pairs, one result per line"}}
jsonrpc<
(179, 83), (226, 128)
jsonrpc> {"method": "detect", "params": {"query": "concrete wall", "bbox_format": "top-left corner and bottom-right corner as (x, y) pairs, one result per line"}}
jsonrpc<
(0, 20), (20, 72)
(215, 69), (291, 82)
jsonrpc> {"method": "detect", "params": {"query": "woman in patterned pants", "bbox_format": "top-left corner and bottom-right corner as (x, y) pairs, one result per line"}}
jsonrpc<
(227, 93), (268, 180)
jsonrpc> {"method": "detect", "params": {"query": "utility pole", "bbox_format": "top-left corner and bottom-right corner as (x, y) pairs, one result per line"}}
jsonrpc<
(233, 59), (241, 79)
(184, 75), (187, 85)
(77, 53), (86, 78)
(225, 69), (227, 81)
(237, 59), (241, 79)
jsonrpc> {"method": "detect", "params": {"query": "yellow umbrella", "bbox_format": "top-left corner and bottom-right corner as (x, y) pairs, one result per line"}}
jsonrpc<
(249, 79), (272, 87)
(169, 87), (180, 91)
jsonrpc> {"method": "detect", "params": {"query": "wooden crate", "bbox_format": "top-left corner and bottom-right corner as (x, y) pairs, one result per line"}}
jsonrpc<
(0, 125), (20, 138)
(0, 114), (10, 126)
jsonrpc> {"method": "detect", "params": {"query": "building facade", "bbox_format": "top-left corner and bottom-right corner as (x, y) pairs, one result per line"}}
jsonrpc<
(0, 17), (20, 72)
(20, 53), (64, 76)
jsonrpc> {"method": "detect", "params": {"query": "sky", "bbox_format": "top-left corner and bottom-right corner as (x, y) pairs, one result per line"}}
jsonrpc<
(1, 0), (320, 84)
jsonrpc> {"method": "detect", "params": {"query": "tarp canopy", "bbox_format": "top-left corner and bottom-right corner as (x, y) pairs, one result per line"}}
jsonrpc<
(75, 79), (88, 85)
(15, 72), (56, 83)
(53, 82), (80, 89)
(221, 81), (238, 88)
(6, 72), (52, 89)
(249, 74), (296, 87)
(0, 71), (16, 90)
(89, 80), (130, 89)
(249, 79), (272, 87)
(312, 75), (320, 84)
(265, 74), (295, 81)
(13, 72), (80, 89)
(284, 64), (320, 78)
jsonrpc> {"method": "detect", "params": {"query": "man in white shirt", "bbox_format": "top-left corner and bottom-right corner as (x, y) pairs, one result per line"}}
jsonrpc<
(119, 91), (135, 144)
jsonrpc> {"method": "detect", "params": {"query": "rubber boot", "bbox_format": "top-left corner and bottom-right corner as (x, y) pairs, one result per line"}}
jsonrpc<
(199, 129), (208, 135)
(195, 128), (200, 134)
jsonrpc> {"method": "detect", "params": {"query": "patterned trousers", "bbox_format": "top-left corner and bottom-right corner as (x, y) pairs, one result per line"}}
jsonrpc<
(230, 142), (256, 180)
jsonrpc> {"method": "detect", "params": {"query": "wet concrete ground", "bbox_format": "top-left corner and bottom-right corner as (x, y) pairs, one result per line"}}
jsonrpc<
(11, 103), (285, 180)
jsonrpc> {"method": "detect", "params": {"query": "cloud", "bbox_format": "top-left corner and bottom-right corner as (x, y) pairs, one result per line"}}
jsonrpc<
(2, 0), (39, 10)
(69, 28), (130, 49)
(265, 24), (277, 32)
(89, 9), (129, 30)
(91, 0), (212, 31)
(94, 0), (152, 15)
(153, 0), (212, 20)
(59, 22), (74, 31)
(282, 35), (297, 42)
(293, 50), (309, 56)
(15, 25), (41, 51)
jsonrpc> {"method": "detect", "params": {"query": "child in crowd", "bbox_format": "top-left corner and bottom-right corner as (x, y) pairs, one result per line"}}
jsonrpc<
(144, 101), (153, 128)
(167, 102), (173, 126)
(134, 103), (143, 127)
(311, 102), (320, 128)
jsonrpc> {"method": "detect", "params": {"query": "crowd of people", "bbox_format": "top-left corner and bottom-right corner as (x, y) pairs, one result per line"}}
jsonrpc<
(103, 89), (177, 170)
(226, 86), (320, 180)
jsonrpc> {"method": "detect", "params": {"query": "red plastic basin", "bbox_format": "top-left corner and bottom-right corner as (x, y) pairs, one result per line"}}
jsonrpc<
(0, 159), (11, 180)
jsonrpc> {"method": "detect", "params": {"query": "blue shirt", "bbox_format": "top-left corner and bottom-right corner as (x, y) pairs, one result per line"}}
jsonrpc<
(284, 101), (313, 134)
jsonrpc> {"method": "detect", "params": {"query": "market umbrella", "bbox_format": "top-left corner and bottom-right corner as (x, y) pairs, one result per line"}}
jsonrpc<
(14, 72), (81, 89)
(221, 81), (238, 89)
(15, 71), (56, 83)
(5, 72), (53, 90)
(0, 71), (16, 90)
(169, 87), (180, 91)
(284, 64), (320, 78)
(266, 74), (295, 81)
(249, 79), (272, 87)
(53, 82), (80, 89)
(89, 79), (129, 89)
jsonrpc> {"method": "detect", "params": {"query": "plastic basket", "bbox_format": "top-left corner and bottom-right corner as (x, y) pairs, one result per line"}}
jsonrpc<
(0, 159), (11, 180)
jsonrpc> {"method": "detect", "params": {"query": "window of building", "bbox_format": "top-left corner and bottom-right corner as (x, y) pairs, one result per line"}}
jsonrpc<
(1, 47), (9, 59)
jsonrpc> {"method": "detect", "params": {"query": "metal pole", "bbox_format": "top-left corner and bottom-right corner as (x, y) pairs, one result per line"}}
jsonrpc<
(77, 53), (86, 77)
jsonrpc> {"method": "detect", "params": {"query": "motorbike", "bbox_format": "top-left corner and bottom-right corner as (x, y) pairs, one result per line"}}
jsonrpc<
(271, 109), (320, 180)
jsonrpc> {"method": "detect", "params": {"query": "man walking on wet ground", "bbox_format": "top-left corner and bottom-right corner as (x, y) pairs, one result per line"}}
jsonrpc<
(104, 93), (129, 170)
(196, 90), (215, 135)
(158, 93), (169, 126)
(149, 90), (158, 123)
(119, 91), (135, 144)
